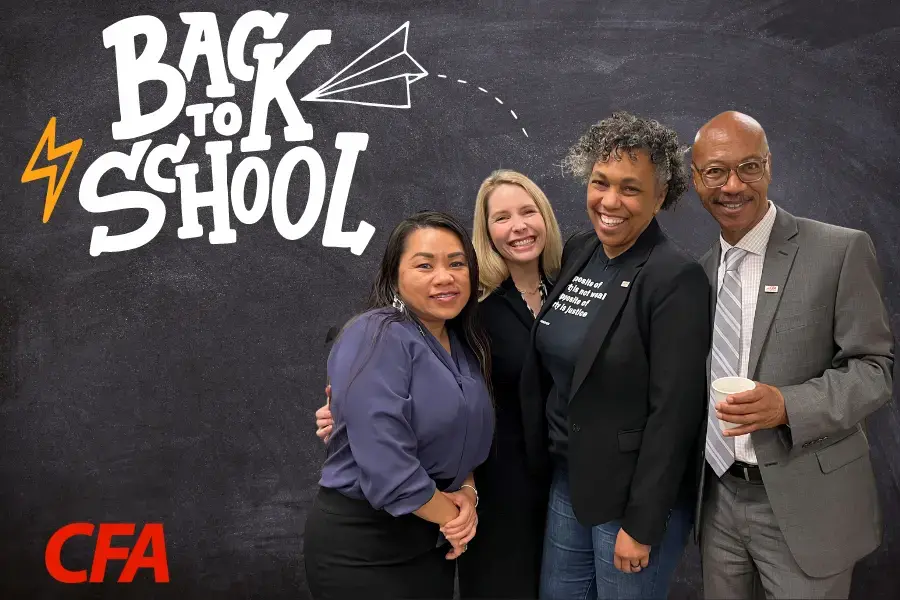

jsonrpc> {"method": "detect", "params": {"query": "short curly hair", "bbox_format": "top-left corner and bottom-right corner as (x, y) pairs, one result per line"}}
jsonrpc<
(561, 111), (689, 210)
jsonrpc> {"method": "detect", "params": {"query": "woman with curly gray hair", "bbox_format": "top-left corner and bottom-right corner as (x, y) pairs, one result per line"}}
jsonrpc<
(520, 111), (711, 599)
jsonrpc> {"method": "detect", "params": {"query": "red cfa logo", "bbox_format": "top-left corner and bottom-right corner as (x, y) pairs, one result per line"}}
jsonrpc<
(45, 523), (169, 583)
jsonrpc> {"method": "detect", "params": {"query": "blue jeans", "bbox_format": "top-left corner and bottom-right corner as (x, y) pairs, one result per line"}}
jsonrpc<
(540, 461), (692, 600)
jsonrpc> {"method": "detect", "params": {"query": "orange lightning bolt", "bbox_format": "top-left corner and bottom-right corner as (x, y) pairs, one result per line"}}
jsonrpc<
(21, 117), (83, 223)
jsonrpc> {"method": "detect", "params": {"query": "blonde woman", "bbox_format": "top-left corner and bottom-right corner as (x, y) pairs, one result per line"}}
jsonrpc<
(315, 170), (564, 598)
(455, 170), (562, 599)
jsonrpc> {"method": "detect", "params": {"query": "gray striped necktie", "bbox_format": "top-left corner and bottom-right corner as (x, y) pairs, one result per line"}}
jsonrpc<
(706, 247), (749, 477)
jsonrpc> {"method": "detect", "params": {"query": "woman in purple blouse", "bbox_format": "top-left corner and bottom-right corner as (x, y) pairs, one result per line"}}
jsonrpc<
(314, 171), (565, 599)
(303, 211), (496, 600)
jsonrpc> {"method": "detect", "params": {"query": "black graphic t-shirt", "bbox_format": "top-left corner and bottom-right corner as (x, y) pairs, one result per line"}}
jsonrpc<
(535, 244), (625, 458)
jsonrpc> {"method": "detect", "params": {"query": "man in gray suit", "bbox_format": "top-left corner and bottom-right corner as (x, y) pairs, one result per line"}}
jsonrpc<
(691, 111), (894, 598)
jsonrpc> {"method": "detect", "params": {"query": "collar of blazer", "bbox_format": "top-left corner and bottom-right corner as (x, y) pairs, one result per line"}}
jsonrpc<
(701, 203), (800, 379)
(532, 218), (664, 403)
(495, 276), (542, 328)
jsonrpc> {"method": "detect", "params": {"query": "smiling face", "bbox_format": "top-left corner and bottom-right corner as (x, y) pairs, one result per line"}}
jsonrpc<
(396, 227), (471, 330)
(692, 114), (772, 245)
(586, 149), (666, 258)
(485, 183), (547, 267)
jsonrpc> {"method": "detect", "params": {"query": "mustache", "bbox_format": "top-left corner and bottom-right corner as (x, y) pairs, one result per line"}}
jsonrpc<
(712, 193), (755, 204)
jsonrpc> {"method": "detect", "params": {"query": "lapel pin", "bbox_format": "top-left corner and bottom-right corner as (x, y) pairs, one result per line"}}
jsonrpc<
(621, 281), (630, 288)
(764, 285), (778, 293)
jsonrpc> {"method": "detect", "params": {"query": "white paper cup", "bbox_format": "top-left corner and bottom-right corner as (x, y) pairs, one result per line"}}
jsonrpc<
(712, 377), (756, 430)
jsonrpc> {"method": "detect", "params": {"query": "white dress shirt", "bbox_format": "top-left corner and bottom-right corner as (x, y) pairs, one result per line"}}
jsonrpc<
(716, 201), (777, 465)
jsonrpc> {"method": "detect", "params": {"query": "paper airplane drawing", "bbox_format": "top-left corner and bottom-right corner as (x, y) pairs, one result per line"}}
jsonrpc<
(301, 22), (428, 108)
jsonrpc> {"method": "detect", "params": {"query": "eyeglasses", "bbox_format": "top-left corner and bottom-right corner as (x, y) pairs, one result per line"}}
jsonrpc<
(692, 158), (768, 188)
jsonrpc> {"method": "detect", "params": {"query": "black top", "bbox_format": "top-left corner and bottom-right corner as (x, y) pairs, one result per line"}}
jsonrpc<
(520, 219), (712, 546)
(457, 276), (551, 599)
(536, 245), (626, 457)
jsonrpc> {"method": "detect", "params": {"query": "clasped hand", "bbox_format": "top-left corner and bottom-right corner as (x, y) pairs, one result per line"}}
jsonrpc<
(441, 488), (478, 560)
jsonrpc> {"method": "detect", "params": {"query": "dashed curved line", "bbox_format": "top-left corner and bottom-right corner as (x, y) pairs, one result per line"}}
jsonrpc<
(435, 73), (529, 139)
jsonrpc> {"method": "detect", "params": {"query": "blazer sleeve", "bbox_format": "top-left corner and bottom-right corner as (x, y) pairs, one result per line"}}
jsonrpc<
(335, 319), (437, 516)
(621, 262), (711, 545)
(780, 231), (894, 446)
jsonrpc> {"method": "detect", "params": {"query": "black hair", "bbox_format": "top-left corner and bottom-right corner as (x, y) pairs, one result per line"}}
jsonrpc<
(341, 211), (492, 394)
(561, 111), (690, 210)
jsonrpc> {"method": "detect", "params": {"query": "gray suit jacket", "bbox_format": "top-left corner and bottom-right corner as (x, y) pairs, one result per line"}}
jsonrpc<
(697, 205), (894, 578)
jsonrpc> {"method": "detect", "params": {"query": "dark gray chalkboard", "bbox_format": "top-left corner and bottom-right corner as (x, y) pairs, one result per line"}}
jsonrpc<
(1, 0), (898, 597)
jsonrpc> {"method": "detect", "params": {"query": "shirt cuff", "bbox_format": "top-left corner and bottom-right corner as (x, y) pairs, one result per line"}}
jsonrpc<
(381, 476), (437, 517)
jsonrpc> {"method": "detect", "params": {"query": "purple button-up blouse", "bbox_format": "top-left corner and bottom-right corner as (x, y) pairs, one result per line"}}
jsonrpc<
(318, 308), (495, 516)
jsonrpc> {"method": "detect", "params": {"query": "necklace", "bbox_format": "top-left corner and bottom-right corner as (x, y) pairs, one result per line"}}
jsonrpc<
(516, 282), (542, 295)
(518, 280), (548, 318)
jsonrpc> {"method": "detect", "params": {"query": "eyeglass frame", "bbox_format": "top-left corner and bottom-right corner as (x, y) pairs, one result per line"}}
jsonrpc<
(691, 157), (769, 188)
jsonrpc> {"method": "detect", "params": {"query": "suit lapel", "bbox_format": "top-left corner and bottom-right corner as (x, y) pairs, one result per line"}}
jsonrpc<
(519, 236), (599, 472)
(700, 244), (720, 380)
(569, 263), (638, 401)
(568, 220), (661, 402)
(747, 209), (799, 378)
(496, 280), (537, 329)
(521, 236), (599, 404)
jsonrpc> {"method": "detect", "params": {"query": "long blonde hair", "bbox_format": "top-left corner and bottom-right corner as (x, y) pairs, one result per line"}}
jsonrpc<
(472, 170), (563, 300)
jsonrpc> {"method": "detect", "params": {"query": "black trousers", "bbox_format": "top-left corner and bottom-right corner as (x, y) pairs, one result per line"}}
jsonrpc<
(304, 486), (456, 600)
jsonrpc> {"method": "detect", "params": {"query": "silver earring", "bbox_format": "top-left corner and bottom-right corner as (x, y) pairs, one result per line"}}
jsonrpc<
(392, 293), (406, 312)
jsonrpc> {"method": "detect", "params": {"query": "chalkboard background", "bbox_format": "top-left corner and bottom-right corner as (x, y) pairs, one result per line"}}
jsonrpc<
(1, 0), (898, 597)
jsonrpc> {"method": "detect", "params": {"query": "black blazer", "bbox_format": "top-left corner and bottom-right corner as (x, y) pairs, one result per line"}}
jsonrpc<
(478, 278), (541, 446)
(520, 219), (711, 545)
(456, 279), (549, 599)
